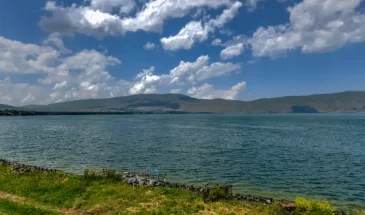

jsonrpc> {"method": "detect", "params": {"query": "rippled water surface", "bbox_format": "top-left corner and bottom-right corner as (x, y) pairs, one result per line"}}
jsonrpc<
(1, 114), (365, 205)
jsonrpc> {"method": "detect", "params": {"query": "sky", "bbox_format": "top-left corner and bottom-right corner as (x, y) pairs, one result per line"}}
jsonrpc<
(1, 0), (365, 106)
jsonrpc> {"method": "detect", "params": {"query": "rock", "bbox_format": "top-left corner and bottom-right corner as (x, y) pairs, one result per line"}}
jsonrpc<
(136, 176), (146, 185)
(128, 177), (137, 185)
(146, 179), (156, 187)
(155, 181), (164, 186)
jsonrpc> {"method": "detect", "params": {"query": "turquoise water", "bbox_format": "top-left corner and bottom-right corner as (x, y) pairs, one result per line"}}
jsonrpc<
(0, 114), (364, 205)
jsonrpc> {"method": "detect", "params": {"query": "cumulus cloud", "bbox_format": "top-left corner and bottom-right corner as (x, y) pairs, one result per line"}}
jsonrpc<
(169, 56), (241, 84)
(187, 82), (246, 100)
(170, 89), (182, 94)
(129, 66), (161, 94)
(210, 1), (243, 28)
(212, 38), (223, 46)
(87, 0), (136, 14)
(0, 35), (132, 106)
(39, 0), (234, 36)
(115, 0), (234, 32)
(38, 49), (133, 103)
(129, 55), (241, 95)
(0, 34), (244, 105)
(0, 77), (49, 105)
(0, 36), (59, 74)
(43, 33), (70, 53)
(245, 0), (263, 10)
(221, 43), (245, 60)
(161, 21), (209, 51)
(39, 1), (125, 36)
(248, 0), (365, 57)
(143, 42), (157, 50)
(214, 35), (248, 60)
(161, 1), (242, 51)
(53, 81), (68, 90)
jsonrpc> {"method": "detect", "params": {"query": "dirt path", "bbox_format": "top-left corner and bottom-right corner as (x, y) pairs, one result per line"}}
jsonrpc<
(0, 191), (26, 202)
(0, 191), (85, 215)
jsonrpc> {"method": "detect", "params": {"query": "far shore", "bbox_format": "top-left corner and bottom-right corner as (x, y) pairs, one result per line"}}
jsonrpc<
(2, 110), (365, 117)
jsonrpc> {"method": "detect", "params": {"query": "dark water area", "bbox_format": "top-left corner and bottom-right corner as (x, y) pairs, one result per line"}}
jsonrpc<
(0, 114), (364, 206)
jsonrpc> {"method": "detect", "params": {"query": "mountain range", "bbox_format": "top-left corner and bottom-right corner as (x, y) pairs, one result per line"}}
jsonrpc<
(1, 91), (365, 113)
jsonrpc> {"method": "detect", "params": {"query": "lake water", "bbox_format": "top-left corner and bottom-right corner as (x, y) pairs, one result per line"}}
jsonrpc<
(0, 114), (364, 206)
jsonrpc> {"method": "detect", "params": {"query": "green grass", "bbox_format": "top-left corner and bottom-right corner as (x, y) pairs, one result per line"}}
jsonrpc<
(0, 164), (364, 215)
(0, 199), (58, 215)
(0, 165), (85, 208)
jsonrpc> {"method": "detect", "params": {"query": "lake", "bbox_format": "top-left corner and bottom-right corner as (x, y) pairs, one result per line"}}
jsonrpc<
(0, 114), (364, 206)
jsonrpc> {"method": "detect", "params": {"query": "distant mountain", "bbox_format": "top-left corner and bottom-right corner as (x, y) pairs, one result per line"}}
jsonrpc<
(23, 94), (198, 112)
(21, 105), (46, 109)
(0, 104), (15, 109)
(17, 91), (365, 113)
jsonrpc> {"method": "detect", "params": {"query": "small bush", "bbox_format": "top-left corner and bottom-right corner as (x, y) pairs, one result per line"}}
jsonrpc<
(195, 204), (205, 211)
(294, 197), (336, 215)
(203, 186), (230, 203)
(83, 169), (121, 182)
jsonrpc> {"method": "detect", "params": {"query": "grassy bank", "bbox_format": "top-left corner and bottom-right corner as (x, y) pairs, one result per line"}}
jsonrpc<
(0, 164), (363, 215)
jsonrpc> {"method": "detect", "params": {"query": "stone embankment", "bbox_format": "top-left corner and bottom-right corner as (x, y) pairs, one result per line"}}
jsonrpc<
(83, 169), (274, 205)
(1, 159), (274, 205)
(0, 159), (63, 174)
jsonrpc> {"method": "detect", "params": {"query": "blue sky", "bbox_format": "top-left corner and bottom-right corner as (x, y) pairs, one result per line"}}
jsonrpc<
(0, 0), (365, 105)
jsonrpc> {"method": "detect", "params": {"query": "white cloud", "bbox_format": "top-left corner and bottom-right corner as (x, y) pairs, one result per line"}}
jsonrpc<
(187, 82), (246, 100)
(249, 0), (365, 57)
(0, 36), (59, 74)
(170, 89), (182, 94)
(43, 33), (70, 53)
(129, 66), (161, 94)
(209, 1), (242, 28)
(221, 43), (245, 60)
(161, 21), (209, 51)
(160, 1), (242, 51)
(53, 81), (68, 90)
(169, 55), (210, 84)
(135, 66), (155, 79)
(245, 0), (263, 10)
(0, 35), (132, 106)
(212, 38), (223, 46)
(191, 8), (206, 19)
(120, 0), (234, 32)
(219, 28), (234, 36)
(88, 0), (136, 14)
(0, 77), (49, 105)
(40, 2), (125, 36)
(0, 35), (244, 105)
(40, 49), (131, 103)
(214, 35), (247, 59)
(39, 0), (234, 36)
(129, 55), (241, 95)
(143, 42), (157, 50)
(169, 55), (241, 84)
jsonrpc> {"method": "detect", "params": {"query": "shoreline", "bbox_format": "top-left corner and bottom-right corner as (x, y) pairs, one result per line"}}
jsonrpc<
(2, 111), (365, 117)
(0, 158), (362, 215)
(0, 158), (274, 205)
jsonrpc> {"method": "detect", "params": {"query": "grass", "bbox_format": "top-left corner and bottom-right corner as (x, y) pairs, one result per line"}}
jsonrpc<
(0, 164), (364, 215)
(0, 199), (58, 215)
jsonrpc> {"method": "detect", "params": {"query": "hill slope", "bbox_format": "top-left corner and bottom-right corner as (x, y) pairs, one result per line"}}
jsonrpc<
(0, 104), (15, 109)
(19, 91), (365, 113)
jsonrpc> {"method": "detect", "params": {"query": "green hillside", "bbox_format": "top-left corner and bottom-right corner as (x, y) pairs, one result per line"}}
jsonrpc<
(0, 104), (15, 109)
(14, 91), (365, 113)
